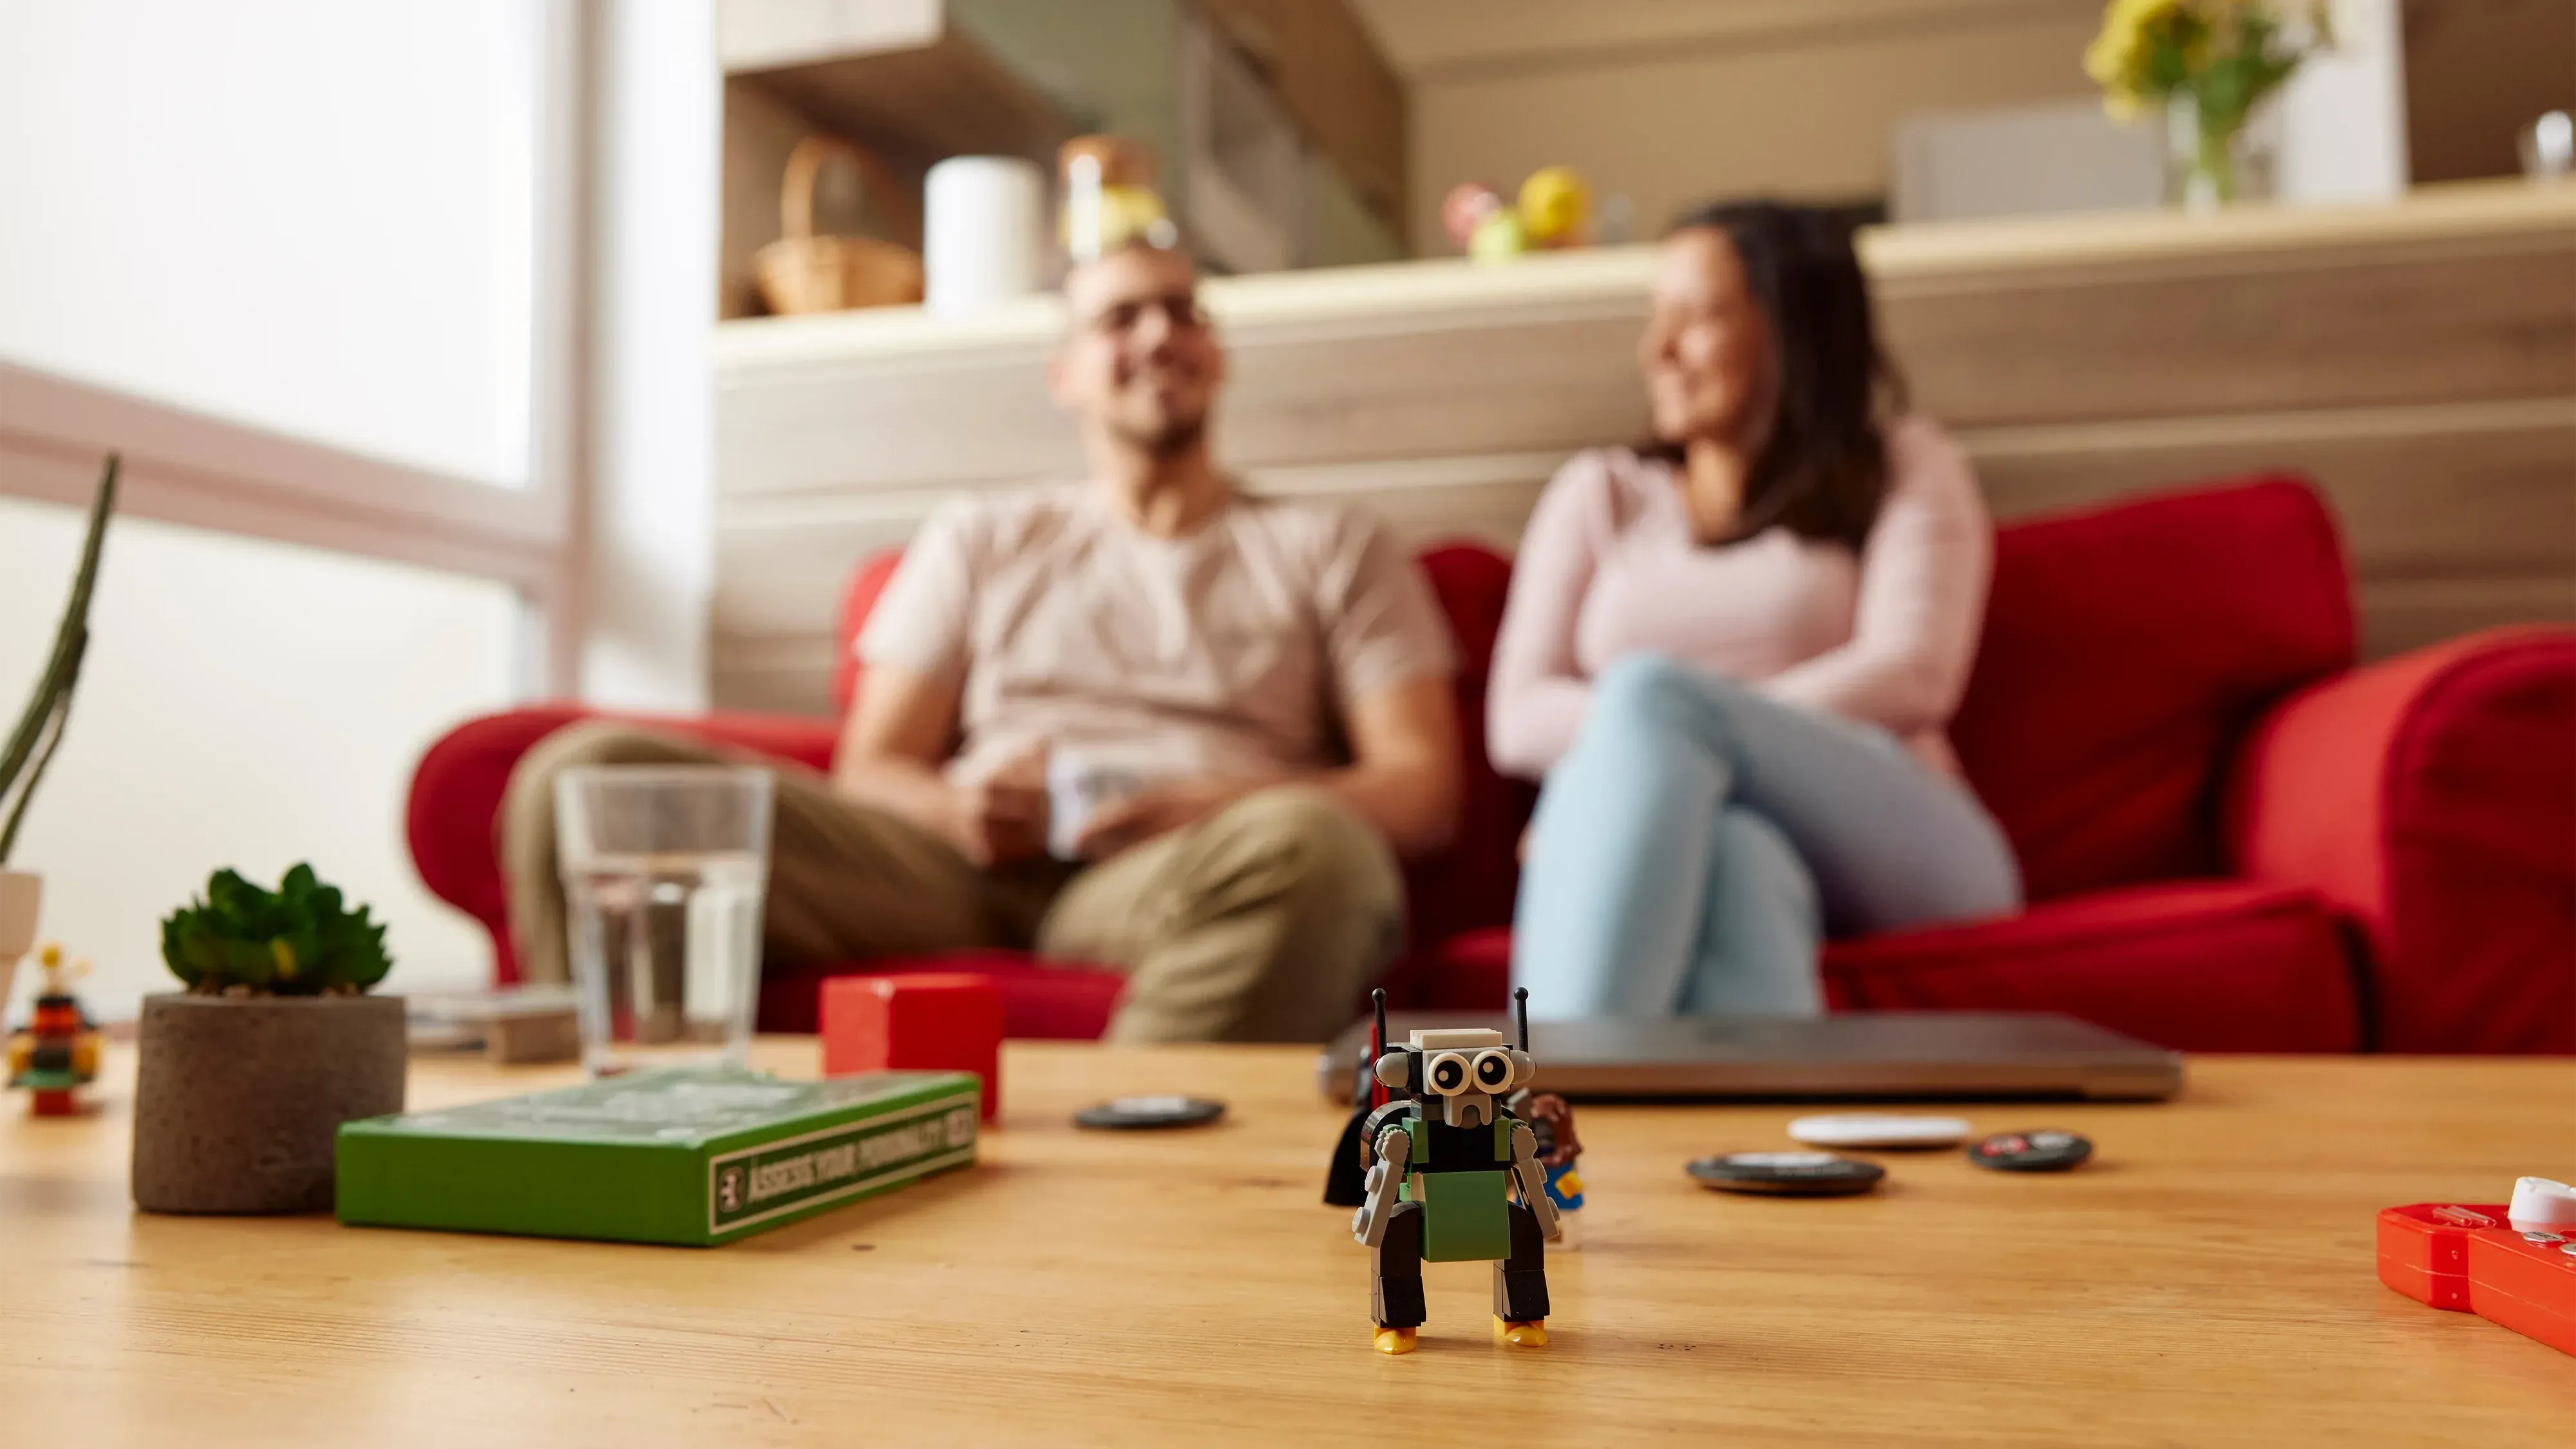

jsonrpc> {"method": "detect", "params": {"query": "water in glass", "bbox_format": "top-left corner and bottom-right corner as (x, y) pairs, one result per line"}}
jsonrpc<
(555, 766), (772, 1077)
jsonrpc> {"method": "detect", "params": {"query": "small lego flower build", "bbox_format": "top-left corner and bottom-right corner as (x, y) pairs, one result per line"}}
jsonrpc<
(1347, 987), (1560, 1354)
(7, 943), (102, 1116)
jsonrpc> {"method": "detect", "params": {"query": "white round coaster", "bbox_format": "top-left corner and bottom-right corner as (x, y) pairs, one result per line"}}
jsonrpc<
(1786, 1113), (1973, 1148)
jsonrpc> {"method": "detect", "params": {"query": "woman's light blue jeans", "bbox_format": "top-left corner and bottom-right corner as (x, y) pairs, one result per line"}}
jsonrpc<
(1511, 654), (2022, 1018)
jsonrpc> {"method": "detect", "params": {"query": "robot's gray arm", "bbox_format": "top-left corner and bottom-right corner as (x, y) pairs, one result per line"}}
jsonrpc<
(1351, 1124), (1412, 1245)
(1509, 1120), (1562, 1241)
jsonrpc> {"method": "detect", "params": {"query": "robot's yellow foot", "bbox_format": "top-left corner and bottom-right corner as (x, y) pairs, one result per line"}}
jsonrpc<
(1373, 1327), (1418, 1355)
(1493, 1317), (1548, 1347)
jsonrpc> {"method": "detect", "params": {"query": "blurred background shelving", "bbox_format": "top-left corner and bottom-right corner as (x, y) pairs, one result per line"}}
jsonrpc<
(717, 0), (1409, 317)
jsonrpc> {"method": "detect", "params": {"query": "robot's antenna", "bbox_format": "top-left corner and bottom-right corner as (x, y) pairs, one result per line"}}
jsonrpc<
(1514, 987), (1530, 1053)
(1367, 988), (1390, 1108)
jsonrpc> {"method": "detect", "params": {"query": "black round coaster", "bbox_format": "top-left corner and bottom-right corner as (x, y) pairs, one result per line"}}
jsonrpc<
(1685, 1151), (1886, 1197)
(1965, 1129), (2093, 1172)
(1074, 1095), (1227, 1130)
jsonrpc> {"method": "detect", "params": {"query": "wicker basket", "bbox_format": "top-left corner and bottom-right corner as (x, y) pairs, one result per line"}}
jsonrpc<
(753, 136), (925, 315)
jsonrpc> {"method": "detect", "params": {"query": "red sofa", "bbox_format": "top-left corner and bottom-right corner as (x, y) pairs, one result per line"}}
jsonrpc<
(406, 476), (2576, 1052)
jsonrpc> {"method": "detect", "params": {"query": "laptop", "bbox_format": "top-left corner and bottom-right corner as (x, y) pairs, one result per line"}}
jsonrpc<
(1315, 1010), (2184, 1104)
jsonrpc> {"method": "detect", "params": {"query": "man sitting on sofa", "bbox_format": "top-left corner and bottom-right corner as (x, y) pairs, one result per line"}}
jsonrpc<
(502, 240), (1461, 1043)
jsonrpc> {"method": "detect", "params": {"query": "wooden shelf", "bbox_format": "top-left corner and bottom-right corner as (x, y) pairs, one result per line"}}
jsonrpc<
(719, 0), (1075, 166)
(715, 0), (1080, 319)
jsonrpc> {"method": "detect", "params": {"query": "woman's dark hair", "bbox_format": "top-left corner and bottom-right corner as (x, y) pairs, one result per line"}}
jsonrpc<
(1649, 200), (1909, 551)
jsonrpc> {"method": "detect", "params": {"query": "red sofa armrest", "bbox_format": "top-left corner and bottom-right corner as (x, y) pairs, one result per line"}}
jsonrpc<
(2224, 627), (2576, 1053)
(406, 705), (842, 985)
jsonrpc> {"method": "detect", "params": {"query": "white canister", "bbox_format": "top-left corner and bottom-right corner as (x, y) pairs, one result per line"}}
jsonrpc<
(924, 156), (1046, 316)
(2508, 1175), (2576, 1231)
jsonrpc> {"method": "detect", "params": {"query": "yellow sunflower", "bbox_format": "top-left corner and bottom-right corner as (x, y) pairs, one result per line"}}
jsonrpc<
(2086, 0), (2177, 85)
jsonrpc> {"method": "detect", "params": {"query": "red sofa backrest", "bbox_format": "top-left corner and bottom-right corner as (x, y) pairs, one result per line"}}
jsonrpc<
(833, 552), (907, 719)
(1403, 545), (1539, 945)
(1952, 475), (2354, 901)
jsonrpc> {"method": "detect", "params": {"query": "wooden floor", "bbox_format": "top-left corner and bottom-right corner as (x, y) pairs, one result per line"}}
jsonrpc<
(3, 1040), (2570, 1447)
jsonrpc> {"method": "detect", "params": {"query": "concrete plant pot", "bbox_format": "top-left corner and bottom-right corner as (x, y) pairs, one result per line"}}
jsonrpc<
(131, 992), (406, 1215)
(0, 869), (37, 1013)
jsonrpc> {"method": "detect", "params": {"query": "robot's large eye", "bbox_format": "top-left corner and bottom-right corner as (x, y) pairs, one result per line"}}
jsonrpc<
(1472, 1049), (1512, 1090)
(1426, 1052), (1469, 1094)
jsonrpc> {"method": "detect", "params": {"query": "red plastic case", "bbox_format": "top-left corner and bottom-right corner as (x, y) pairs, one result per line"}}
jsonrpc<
(2377, 1203), (2575, 1356)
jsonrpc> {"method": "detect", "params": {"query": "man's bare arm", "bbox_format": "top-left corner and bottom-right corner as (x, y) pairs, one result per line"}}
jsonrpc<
(829, 661), (963, 823)
(829, 662), (1048, 865)
(1311, 674), (1461, 857)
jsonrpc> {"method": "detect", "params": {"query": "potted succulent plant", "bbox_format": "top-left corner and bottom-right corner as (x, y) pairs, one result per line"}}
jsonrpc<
(0, 456), (117, 1009)
(133, 864), (405, 1214)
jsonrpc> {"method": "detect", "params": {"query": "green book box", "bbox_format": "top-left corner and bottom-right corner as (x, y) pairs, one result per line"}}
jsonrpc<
(336, 1066), (979, 1247)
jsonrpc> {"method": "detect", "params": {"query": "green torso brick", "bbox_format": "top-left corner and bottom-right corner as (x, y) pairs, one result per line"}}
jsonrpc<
(1397, 1114), (1517, 1262)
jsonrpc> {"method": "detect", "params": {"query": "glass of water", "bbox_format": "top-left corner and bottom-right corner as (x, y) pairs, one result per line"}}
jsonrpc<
(554, 765), (773, 1077)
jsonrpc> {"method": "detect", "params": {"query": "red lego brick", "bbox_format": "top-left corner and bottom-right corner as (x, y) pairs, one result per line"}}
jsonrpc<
(820, 974), (1003, 1121)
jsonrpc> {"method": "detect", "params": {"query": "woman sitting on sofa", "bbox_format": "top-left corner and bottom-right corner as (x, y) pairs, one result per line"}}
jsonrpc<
(1490, 200), (2021, 1018)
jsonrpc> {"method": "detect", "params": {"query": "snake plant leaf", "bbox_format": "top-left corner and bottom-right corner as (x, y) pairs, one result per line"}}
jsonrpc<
(0, 454), (117, 866)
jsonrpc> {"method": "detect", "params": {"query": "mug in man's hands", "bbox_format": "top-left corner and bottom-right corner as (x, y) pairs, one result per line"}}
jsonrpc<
(1046, 750), (1162, 859)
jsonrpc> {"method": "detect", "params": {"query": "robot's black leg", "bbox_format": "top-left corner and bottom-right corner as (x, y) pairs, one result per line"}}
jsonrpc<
(1493, 1200), (1551, 1323)
(1372, 1202), (1426, 1329)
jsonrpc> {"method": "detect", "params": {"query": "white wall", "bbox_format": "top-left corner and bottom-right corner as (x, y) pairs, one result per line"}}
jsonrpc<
(0, 497), (516, 1023)
(2276, 0), (2409, 203)
(0, 1), (744, 1019)
(0, 0), (589, 1018)
(585, 0), (720, 713)
(0, 0), (541, 487)
(1893, 99), (2166, 223)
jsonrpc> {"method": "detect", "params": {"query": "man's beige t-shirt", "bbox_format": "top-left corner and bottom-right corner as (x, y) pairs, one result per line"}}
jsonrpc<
(858, 485), (1457, 784)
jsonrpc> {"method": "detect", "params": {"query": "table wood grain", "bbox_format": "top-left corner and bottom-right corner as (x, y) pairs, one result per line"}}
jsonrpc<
(3, 1041), (2570, 1447)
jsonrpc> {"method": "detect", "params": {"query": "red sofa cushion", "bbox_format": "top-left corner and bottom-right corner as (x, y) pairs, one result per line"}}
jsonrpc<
(2339, 634), (2576, 1054)
(2228, 627), (2576, 1052)
(1821, 881), (2361, 1052)
(1434, 879), (2361, 1052)
(1951, 476), (2354, 903)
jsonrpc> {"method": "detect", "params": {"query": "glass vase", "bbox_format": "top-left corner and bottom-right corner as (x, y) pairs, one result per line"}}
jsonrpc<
(2164, 92), (2277, 211)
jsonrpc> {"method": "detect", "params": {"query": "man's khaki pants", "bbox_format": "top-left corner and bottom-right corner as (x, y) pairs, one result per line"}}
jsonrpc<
(501, 722), (1406, 1043)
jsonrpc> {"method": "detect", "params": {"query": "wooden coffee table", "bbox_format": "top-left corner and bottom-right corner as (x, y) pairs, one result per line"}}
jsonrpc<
(3, 1041), (2568, 1446)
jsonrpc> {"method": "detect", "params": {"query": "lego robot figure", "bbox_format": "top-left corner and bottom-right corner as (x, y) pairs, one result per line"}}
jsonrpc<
(1348, 987), (1559, 1354)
